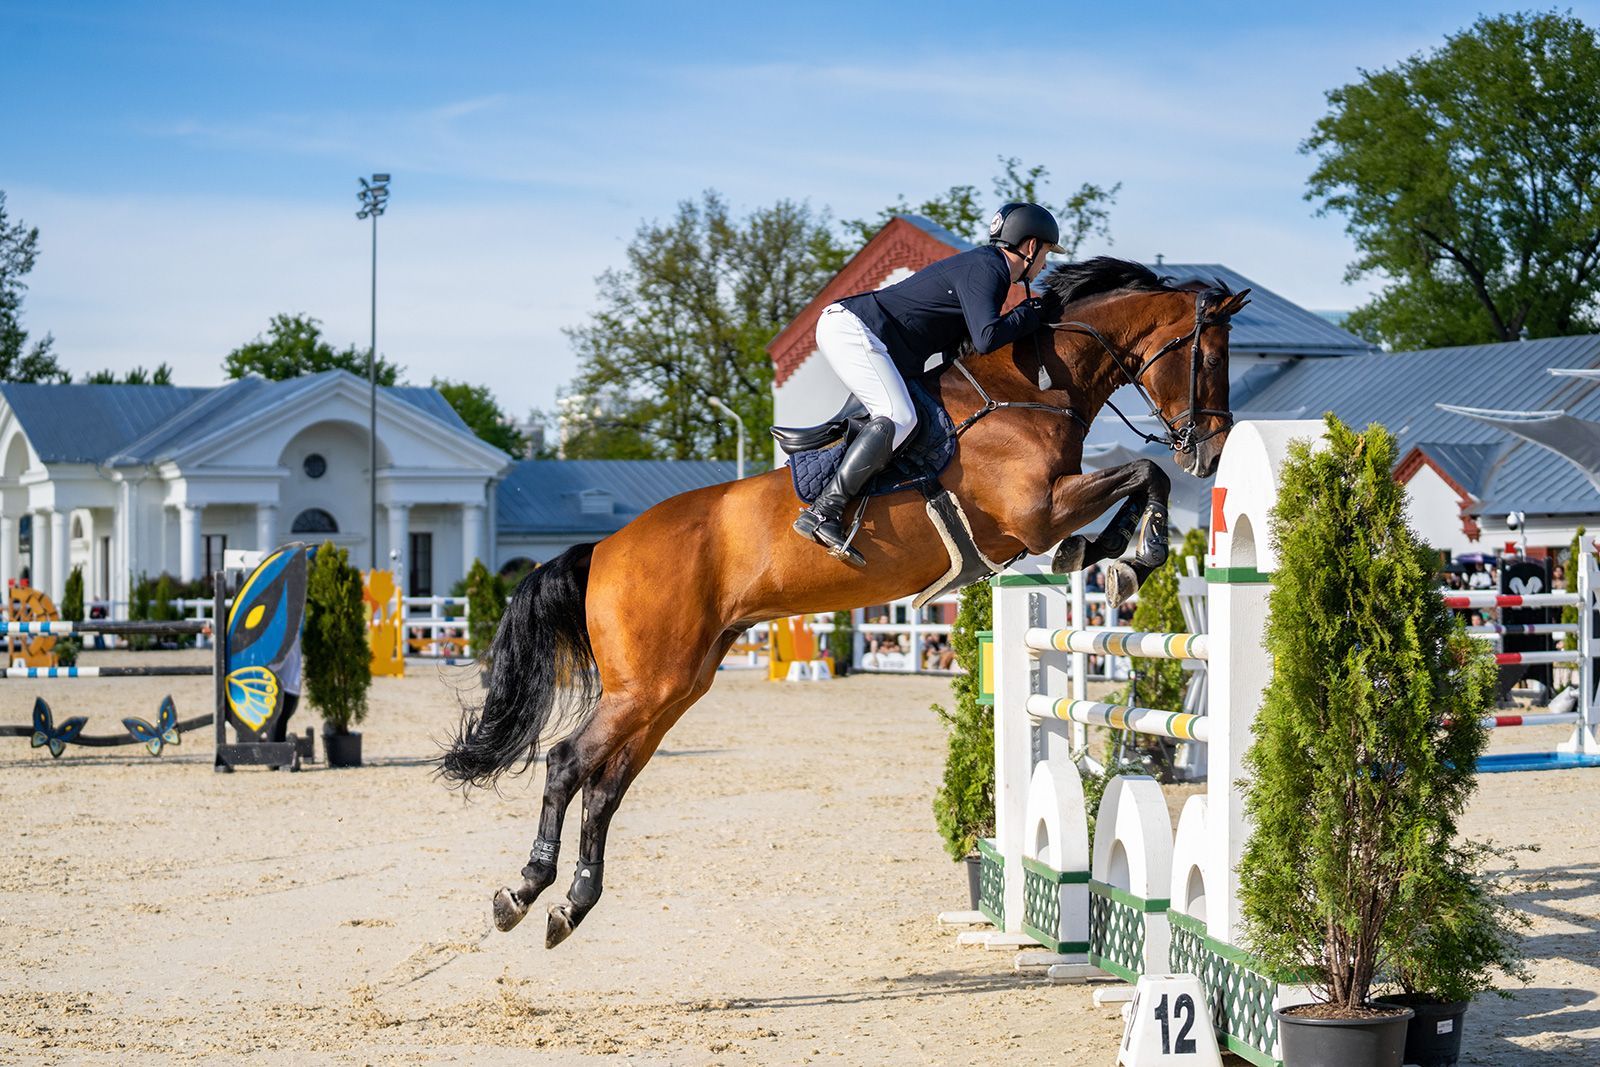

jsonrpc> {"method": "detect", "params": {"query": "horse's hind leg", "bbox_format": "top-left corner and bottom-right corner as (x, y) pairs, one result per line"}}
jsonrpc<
(544, 630), (737, 948)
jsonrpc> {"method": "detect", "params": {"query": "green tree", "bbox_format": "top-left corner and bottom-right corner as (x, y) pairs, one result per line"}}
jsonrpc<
(931, 580), (995, 860)
(304, 542), (372, 734)
(0, 191), (69, 383)
(224, 313), (402, 384)
(562, 192), (842, 459)
(1237, 415), (1497, 1010)
(462, 558), (506, 658)
(1305, 11), (1600, 349)
(844, 155), (1120, 258)
(82, 363), (174, 385)
(432, 378), (526, 455)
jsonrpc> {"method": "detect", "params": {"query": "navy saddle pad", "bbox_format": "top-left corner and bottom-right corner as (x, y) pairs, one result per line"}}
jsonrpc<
(788, 378), (957, 504)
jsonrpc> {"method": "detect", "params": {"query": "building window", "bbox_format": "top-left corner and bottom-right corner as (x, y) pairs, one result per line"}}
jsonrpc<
(291, 508), (339, 534)
(203, 534), (228, 578)
(303, 453), (327, 479)
(409, 532), (433, 596)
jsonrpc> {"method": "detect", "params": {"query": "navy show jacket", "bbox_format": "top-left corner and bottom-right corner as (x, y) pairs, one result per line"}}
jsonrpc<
(838, 245), (1039, 378)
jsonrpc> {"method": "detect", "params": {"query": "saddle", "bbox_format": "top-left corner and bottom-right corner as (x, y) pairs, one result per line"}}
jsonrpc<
(774, 378), (957, 505)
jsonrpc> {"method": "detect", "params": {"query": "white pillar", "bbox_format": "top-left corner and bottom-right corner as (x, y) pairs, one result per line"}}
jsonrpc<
(49, 509), (68, 604)
(461, 502), (484, 576)
(32, 510), (50, 598)
(256, 503), (278, 553)
(387, 503), (410, 581)
(179, 505), (201, 582)
(0, 514), (12, 593)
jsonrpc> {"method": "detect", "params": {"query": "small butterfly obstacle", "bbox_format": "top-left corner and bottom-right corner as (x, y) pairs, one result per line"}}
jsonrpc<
(0, 543), (311, 770)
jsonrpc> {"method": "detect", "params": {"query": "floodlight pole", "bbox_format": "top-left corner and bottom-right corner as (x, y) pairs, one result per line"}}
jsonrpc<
(357, 174), (391, 571)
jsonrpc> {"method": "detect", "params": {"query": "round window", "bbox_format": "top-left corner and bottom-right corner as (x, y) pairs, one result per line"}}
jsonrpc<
(303, 453), (327, 479)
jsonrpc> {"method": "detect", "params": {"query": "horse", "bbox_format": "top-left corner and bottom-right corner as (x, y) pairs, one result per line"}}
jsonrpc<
(441, 257), (1250, 948)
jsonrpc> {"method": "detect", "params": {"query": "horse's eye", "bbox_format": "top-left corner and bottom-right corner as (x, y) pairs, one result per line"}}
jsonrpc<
(1205, 353), (1221, 368)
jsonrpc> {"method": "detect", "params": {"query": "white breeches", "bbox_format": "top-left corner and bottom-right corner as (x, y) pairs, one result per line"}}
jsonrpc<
(814, 303), (918, 449)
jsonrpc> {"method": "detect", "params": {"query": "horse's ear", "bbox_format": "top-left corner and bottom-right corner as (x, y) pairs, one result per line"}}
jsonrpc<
(1219, 288), (1252, 317)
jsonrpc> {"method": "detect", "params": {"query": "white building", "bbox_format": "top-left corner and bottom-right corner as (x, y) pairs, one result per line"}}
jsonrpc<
(0, 371), (510, 607)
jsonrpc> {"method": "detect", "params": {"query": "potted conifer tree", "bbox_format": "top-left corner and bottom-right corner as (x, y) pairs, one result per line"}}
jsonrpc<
(1237, 416), (1498, 1067)
(305, 542), (373, 767)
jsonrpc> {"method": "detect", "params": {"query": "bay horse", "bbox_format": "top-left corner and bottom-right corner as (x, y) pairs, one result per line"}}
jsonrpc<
(442, 257), (1249, 948)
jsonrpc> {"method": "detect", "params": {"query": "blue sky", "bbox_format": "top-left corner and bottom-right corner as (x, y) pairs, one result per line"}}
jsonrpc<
(8, 1), (1596, 417)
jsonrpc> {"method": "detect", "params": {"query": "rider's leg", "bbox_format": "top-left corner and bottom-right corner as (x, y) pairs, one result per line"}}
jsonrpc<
(793, 306), (916, 564)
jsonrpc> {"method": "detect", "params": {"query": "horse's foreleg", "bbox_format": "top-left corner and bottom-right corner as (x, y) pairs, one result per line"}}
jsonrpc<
(1041, 459), (1171, 610)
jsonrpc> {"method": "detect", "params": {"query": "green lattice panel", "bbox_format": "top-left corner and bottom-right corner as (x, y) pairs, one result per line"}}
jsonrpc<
(976, 838), (1004, 928)
(1167, 911), (1282, 1067)
(1087, 880), (1168, 984)
(1020, 857), (1089, 953)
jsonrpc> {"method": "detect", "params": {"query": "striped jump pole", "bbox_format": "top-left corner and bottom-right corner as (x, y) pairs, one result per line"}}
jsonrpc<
(1, 666), (214, 679)
(1440, 591), (1580, 610)
(1025, 694), (1212, 743)
(1483, 712), (1581, 729)
(1466, 623), (1577, 636)
(1494, 650), (1580, 666)
(0, 620), (211, 636)
(1024, 627), (1209, 662)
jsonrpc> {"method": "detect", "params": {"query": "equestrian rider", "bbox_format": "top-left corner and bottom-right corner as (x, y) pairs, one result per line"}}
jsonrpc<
(793, 202), (1065, 563)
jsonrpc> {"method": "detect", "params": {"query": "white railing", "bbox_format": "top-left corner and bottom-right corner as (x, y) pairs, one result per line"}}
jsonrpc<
(401, 594), (471, 659)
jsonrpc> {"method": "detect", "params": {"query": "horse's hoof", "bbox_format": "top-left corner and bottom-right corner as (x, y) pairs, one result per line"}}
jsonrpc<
(1052, 536), (1087, 574)
(545, 904), (577, 949)
(493, 887), (529, 932)
(1104, 561), (1139, 611)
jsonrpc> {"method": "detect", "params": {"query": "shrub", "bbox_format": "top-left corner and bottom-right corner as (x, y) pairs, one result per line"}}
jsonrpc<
(304, 542), (372, 734)
(1237, 415), (1499, 1011)
(828, 611), (853, 676)
(464, 558), (506, 658)
(932, 580), (994, 860)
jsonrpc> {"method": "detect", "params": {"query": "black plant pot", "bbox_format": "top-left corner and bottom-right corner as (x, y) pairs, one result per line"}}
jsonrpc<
(1374, 994), (1469, 1067)
(1274, 1004), (1413, 1067)
(964, 854), (982, 911)
(324, 730), (363, 768)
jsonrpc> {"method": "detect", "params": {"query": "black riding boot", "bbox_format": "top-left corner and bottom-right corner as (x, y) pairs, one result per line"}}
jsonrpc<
(792, 416), (897, 567)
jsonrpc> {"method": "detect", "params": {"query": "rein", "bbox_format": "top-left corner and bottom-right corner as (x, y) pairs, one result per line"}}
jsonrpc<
(953, 288), (1236, 455)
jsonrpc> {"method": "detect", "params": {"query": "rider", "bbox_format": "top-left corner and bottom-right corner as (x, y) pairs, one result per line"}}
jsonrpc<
(793, 202), (1065, 563)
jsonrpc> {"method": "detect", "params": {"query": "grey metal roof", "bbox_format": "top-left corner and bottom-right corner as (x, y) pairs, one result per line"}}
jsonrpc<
(497, 459), (740, 536)
(2, 372), (476, 466)
(1148, 264), (1375, 356)
(895, 214), (975, 251)
(0, 382), (213, 463)
(1241, 333), (1600, 516)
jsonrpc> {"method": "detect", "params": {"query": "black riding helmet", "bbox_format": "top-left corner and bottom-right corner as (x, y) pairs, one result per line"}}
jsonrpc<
(988, 202), (1066, 254)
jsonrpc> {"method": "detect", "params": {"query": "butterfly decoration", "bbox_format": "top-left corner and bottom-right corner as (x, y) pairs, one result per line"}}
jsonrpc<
(122, 696), (182, 756)
(30, 698), (87, 759)
(223, 545), (306, 740)
(226, 665), (281, 732)
(1508, 575), (1544, 596)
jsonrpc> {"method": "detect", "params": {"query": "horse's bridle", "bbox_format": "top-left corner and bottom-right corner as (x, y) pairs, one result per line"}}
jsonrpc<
(952, 286), (1237, 456)
(1048, 286), (1236, 455)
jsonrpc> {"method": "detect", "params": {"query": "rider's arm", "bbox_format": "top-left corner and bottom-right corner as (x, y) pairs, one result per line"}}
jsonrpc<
(955, 261), (1039, 354)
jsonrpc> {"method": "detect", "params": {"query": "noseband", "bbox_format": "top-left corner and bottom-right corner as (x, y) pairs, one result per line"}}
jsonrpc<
(1050, 287), (1236, 455)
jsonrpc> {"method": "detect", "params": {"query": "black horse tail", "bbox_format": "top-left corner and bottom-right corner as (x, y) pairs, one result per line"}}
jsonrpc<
(440, 543), (599, 789)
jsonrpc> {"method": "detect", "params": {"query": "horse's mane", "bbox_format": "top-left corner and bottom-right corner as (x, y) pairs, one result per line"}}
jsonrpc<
(1042, 256), (1186, 305)
(949, 257), (1201, 365)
